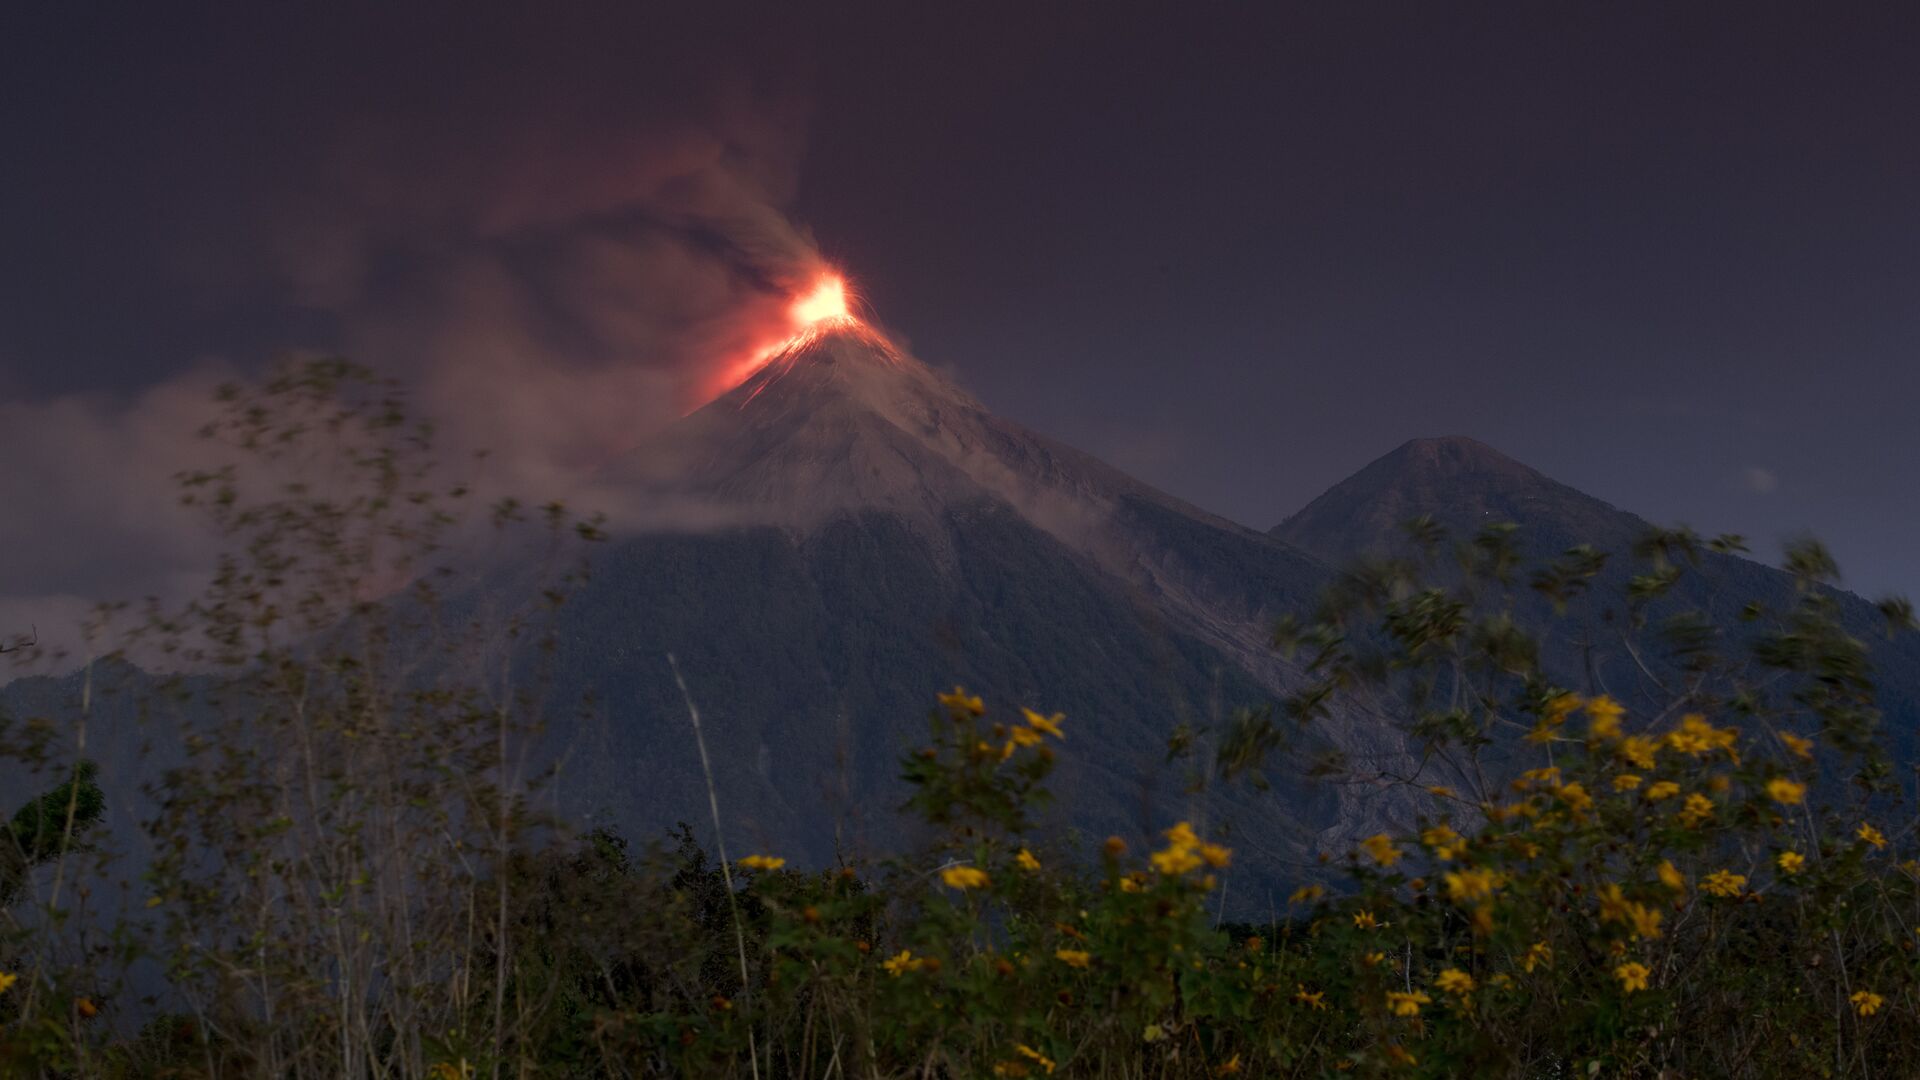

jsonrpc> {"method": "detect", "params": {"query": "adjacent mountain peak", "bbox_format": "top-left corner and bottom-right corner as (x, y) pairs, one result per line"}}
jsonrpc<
(1273, 435), (1647, 560)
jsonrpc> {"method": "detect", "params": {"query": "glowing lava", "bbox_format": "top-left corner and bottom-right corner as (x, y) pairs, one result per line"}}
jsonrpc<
(790, 274), (851, 326)
(697, 270), (873, 407)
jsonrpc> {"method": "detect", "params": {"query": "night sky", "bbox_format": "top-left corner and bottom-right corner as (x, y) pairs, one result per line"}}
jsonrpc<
(4, 2), (1917, 629)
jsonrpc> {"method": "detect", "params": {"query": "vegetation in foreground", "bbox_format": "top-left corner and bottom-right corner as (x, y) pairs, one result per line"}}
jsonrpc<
(1, 360), (1916, 1077)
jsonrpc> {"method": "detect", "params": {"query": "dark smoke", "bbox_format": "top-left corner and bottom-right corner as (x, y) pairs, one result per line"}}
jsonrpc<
(0, 5), (831, 657)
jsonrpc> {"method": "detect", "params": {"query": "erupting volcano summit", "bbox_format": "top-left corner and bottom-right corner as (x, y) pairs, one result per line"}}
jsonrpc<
(704, 271), (883, 404)
(789, 274), (852, 327)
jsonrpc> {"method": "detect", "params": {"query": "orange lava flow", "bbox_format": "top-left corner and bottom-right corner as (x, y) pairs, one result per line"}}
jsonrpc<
(699, 271), (864, 405)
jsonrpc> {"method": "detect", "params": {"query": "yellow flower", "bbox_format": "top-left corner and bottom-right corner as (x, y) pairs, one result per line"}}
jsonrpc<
(0, 971), (16, 995)
(1150, 821), (1210, 874)
(940, 687), (985, 715)
(1384, 1045), (1418, 1066)
(1016, 848), (1042, 872)
(1657, 860), (1686, 892)
(1434, 968), (1475, 996)
(1613, 773), (1643, 792)
(1521, 941), (1552, 973)
(1596, 883), (1630, 924)
(1015, 1045), (1056, 1075)
(883, 950), (923, 977)
(1009, 725), (1044, 747)
(1666, 714), (1739, 759)
(1427, 785), (1458, 798)
(1055, 948), (1092, 969)
(1851, 990), (1884, 1016)
(1555, 781), (1593, 814)
(1766, 777), (1806, 805)
(1626, 903), (1663, 941)
(1352, 910), (1379, 930)
(1780, 732), (1814, 760)
(1361, 833), (1402, 867)
(1289, 883), (1325, 904)
(1678, 792), (1716, 828)
(1614, 962), (1651, 993)
(1858, 823), (1889, 850)
(1363, 951), (1386, 968)
(1585, 695), (1625, 740)
(1142, 1024), (1165, 1043)
(1619, 736), (1660, 770)
(1293, 984), (1328, 1010)
(1424, 824), (1467, 861)
(1545, 691), (1582, 723)
(1386, 990), (1432, 1017)
(1701, 869), (1747, 897)
(1214, 1054), (1242, 1076)
(1020, 708), (1065, 739)
(1644, 780), (1681, 802)
(739, 855), (786, 871)
(1200, 842), (1233, 868)
(1151, 846), (1204, 875)
(1777, 850), (1806, 874)
(1518, 766), (1563, 789)
(1598, 888), (1665, 940)
(941, 865), (991, 890)
(1444, 868), (1499, 904)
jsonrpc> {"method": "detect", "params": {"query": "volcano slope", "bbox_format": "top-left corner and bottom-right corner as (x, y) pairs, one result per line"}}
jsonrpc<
(528, 321), (1376, 897)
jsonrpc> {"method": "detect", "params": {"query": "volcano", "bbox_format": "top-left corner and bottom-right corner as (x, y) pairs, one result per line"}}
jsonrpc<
(542, 321), (1372, 891)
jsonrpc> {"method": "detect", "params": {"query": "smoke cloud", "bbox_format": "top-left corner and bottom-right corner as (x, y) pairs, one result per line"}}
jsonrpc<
(0, 6), (831, 659)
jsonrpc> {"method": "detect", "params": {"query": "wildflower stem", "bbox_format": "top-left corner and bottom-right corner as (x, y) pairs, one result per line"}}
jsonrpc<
(668, 652), (762, 1080)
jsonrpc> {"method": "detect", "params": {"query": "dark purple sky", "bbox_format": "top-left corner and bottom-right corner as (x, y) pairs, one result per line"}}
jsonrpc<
(4, 2), (1917, 612)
